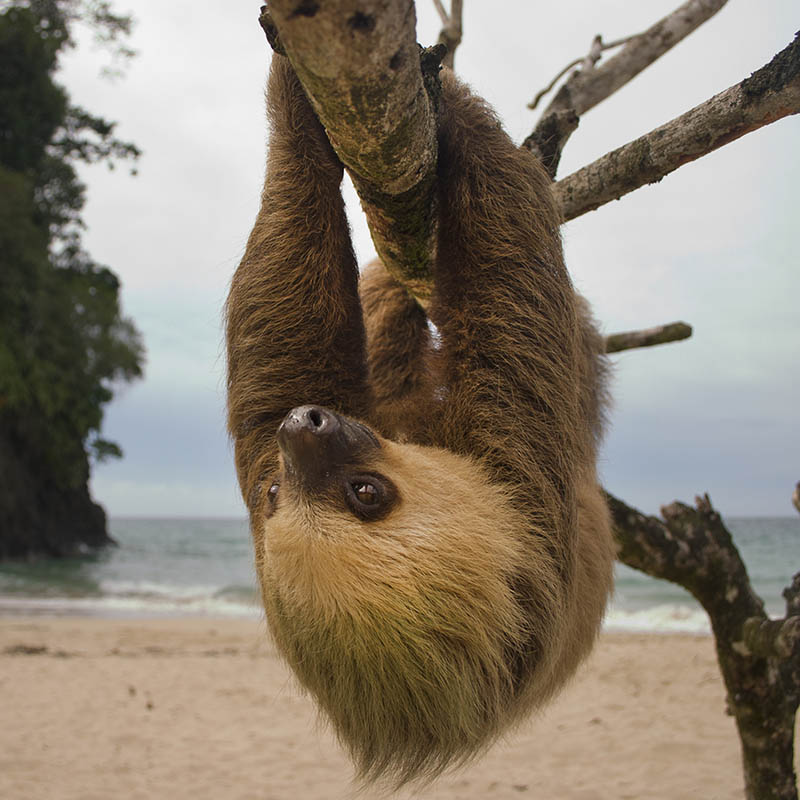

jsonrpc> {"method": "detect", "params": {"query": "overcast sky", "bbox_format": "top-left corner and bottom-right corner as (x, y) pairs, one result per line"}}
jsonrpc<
(56, 1), (798, 518)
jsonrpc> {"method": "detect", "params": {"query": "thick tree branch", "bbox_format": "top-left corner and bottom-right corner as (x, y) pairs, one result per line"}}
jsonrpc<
(262, 1), (441, 299)
(556, 33), (800, 221)
(605, 321), (692, 353)
(526, 0), (730, 176)
(608, 491), (800, 799)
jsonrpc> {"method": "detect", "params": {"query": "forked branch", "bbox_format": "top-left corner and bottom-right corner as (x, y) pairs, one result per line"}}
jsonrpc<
(528, 36), (613, 113)
(556, 33), (800, 221)
(526, 0), (731, 177)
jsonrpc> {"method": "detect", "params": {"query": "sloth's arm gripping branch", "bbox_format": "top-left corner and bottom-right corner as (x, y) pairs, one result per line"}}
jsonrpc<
(431, 73), (585, 544)
(226, 56), (369, 512)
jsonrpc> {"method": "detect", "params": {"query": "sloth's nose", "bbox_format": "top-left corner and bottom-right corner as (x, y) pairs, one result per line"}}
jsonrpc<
(276, 405), (345, 488)
(281, 405), (339, 437)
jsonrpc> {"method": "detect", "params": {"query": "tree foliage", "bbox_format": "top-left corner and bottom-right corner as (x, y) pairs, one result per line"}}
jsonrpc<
(0, 1), (143, 557)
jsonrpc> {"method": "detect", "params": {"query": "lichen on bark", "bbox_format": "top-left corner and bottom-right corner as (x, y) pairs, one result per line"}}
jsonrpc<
(263, 1), (439, 298)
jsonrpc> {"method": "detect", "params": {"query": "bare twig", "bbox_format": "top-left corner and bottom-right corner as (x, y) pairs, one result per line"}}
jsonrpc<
(555, 33), (800, 221)
(431, 0), (447, 24)
(528, 56), (585, 114)
(435, 0), (463, 70)
(534, 0), (729, 117)
(528, 34), (637, 112)
(605, 321), (692, 353)
(262, 1), (441, 299)
(525, 0), (730, 177)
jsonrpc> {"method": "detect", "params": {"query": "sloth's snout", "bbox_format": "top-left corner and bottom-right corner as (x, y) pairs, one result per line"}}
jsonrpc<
(277, 405), (342, 477)
(277, 405), (379, 492)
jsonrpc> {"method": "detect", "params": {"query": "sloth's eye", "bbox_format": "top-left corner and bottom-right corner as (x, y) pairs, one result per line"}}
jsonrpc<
(352, 482), (378, 505)
(263, 481), (281, 519)
(345, 474), (397, 521)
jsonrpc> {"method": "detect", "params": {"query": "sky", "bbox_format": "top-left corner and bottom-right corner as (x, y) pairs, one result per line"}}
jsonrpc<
(54, 0), (799, 518)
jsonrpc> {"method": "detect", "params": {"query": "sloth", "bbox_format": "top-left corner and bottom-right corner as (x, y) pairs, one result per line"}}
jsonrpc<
(226, 53), (616, 786)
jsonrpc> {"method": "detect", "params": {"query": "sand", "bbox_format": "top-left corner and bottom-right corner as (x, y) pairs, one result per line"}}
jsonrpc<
(0, 616), (759, 799)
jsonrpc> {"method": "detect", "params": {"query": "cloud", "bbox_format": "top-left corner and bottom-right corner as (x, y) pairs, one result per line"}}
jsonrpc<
(58, 0), (800, 517)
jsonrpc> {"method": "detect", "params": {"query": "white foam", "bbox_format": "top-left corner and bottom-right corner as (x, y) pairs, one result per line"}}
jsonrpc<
(0, 592), (261, 619)
(99, 579), (223, 600)
(604, 603), (711, 635)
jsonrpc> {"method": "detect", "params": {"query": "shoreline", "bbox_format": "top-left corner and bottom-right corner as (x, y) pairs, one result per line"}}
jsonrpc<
(0, 596), (716, 635)
(1, 615), (762, 800)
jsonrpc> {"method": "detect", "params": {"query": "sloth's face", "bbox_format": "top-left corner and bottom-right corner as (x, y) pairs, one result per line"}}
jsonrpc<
(254, 406), (534, 781)
(259, 406), (528, 614)
(266, 404), (399, 526)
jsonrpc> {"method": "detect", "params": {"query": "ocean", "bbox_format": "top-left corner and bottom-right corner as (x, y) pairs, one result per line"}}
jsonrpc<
(0, 517), (797, 634)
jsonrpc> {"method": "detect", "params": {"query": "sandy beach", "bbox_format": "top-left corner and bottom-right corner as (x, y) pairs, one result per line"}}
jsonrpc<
(0, 616), (766, 800)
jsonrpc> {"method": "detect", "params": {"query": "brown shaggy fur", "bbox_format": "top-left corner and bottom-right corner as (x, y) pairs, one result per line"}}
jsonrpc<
(226, 55), (616, 787)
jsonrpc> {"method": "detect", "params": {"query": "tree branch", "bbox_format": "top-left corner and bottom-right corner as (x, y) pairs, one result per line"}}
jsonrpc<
(525, 0), (730, 177)
(607, 491), (799, 799)
(262, 1), (442, 299)
(607, 492), (767, 623)
(528, 49), (596, 115)
(556, 32), (800, 221)
(434, 0), (463, 70)
(431, 0), (447, 24)
(544, 0), (730, 117)
(605, 321), (692, 353)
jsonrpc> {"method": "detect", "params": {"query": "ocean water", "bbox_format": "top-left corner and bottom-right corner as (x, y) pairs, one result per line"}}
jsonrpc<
(0, 517), (797, 634)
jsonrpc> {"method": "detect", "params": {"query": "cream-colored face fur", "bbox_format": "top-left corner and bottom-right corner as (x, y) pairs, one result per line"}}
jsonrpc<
(256, 437), (535, 783)
(263, 439), (527, 622)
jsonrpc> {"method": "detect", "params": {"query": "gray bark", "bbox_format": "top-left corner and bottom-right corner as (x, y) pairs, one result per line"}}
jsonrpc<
(605, 321), (692, 353)
(263, 1), (440, 299)
(526, 0), (731, 177)
(556, 33), (800, 221)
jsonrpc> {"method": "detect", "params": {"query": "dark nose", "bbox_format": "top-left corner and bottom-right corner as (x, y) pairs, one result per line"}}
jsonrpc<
(276, 405), (345, 483)
(279, 405), (339, 438)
